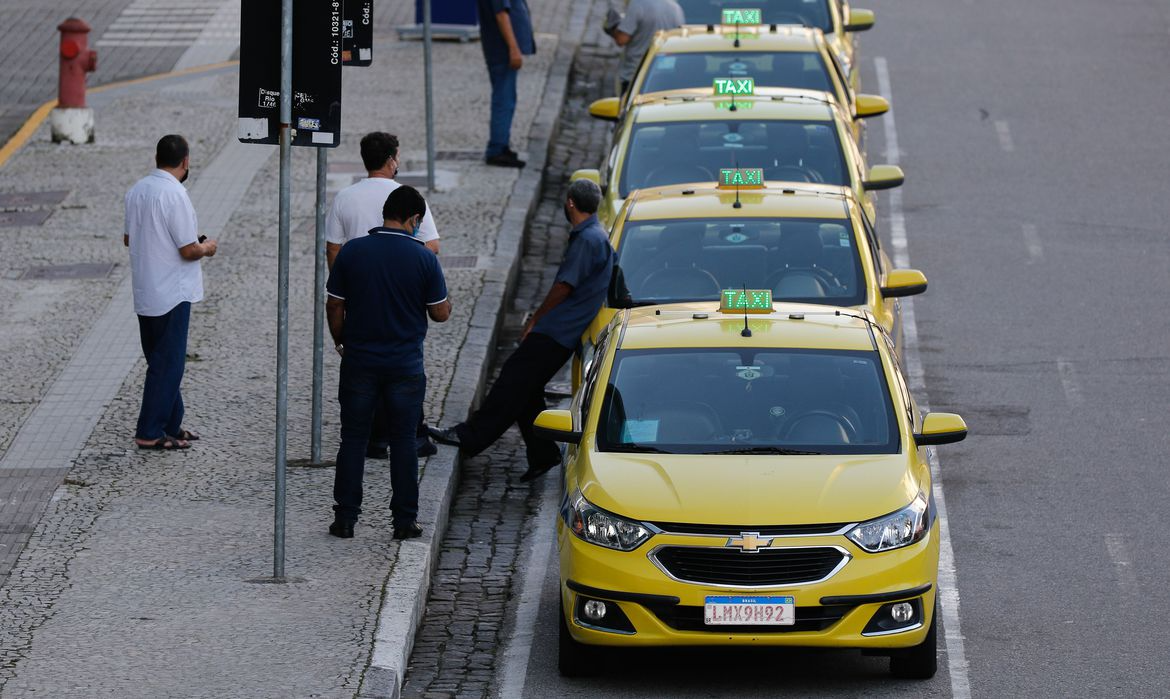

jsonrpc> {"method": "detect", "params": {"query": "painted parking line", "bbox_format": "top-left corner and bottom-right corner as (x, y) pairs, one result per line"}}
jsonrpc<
(994, 120), (1015, 152)
(1056, 357), (1085, 408)
(1021, 224), (1043, 263)
(875, 56), (972, 699)
(1104, 533), (1138, 602)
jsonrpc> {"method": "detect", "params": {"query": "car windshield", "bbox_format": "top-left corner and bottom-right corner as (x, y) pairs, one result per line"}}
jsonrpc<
(641, 52), (834, 95)
(612, 217), (864, 306)
(618, 119), (848, 197)
(598, 348), (898, 455)
(675, 0), (833, 32)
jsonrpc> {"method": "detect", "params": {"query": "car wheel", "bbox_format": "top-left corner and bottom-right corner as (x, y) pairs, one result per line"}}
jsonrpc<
(889, 600), (938, 679)
(558, 598), (602, 677)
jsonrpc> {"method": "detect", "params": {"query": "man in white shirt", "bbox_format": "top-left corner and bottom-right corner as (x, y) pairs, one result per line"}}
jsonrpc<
(604, 0), (684, 94)
(124, 134), (218, 450)
(326, 132), (441, 458)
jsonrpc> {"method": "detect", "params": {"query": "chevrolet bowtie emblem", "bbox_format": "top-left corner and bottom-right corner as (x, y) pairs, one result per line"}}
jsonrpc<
(726, 531), (774, 553)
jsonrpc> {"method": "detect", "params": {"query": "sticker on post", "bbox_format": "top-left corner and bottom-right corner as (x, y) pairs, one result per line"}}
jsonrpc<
(298, 117), (322, 131)
(311, 131), (335, 145)
(721, 8), (762, 25)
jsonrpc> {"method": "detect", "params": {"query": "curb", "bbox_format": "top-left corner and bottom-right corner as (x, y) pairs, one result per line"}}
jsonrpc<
(357, 4), (591, 697)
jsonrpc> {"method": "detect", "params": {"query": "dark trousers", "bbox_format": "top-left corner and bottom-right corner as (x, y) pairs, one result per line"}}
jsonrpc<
(135, 302), (190, 440)
(369, 411), (430, 452)
(456, 333), (572, 468)
(334, 361), (426, 526)
(485, 61), (519, 157)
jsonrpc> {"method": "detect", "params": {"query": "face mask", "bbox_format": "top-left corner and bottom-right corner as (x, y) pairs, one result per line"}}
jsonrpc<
(391, 156), (399, 179)
(411, 215), (423, 236)
(180, 166), (190, 184)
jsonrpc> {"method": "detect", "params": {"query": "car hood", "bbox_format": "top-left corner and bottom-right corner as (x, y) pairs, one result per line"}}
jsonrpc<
(578, 451), (920, 525)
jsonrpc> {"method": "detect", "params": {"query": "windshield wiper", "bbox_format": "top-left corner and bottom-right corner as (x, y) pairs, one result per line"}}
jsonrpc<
(712, 446), (827, 456)
(606, 443), (673, 454)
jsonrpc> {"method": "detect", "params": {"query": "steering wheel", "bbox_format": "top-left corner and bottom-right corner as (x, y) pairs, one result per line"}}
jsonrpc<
(768, 165), (825, 184)
(766, 266), (846, 295)
(781, 410), (859, 444)
(643, 164), (714, 188)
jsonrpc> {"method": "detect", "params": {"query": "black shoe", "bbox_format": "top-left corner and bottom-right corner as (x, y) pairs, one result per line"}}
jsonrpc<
(417, 439), (438, 458)
(366, 443), (388, 460)
(427, 425), (463, 448)
(520, 460), (559, 482)
(393, 521), (424, 540)
(329, 519), (355, 538)
(485, 151), (526, 168)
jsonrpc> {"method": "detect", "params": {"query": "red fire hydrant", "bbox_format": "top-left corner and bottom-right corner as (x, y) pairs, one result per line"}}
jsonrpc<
(51, 18), (98, 143)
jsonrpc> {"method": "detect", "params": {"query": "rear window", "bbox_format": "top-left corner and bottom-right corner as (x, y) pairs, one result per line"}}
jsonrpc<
(642, 52), (833, 95)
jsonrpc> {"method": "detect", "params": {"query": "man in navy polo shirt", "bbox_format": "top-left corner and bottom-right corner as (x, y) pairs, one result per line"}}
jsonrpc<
(477, 0), (535, 168)
(326, 186), (451, 540)
(428, 180), (612, 481)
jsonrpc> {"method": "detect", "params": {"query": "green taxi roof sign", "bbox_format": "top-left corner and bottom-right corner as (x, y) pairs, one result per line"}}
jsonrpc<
(718, 167), (765, 189)
(714, 77), (754, 96)
(721, 8), (762, 25)
(721, 288), (773, 314)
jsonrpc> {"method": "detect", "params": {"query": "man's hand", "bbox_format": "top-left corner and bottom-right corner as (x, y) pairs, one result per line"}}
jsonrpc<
(520, 317), (535, 343)
(202, 238), (218, 257)
(178, 237), (217, 261)
(495, 10), (524, 70)
(508, 46), (523, 70)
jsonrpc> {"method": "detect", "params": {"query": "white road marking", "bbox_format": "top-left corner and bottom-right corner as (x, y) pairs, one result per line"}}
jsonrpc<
(496, 477), (559, 699)
(1021, 224), (1044, 263)
(96, 0), (236, 50)
(994, 120), (1015, 152)
(1104, 533), (1138, 601)
(1056, 357), (1085, 407)
(876, 56), (972, 699)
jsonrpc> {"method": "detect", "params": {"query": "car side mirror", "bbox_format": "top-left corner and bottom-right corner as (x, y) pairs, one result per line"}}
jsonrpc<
(588, 97), (621, 122)
(854, 94), (889, 120)
(914, 413), (968, 446)
(571, 168), (602, 186)
(533, 409), (581, 444)
(863, 164), (905, 191)
(880, 269), (928, 298)
(844, 8), (875, 32)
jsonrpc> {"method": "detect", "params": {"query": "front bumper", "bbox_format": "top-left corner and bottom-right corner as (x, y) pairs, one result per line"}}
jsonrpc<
(558, 518), (939, 649)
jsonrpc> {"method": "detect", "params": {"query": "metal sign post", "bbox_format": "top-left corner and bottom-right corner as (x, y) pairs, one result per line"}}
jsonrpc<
(311, 147), (327, 466)
(423, 0), (435, 191)
(274, 0), (293, 581)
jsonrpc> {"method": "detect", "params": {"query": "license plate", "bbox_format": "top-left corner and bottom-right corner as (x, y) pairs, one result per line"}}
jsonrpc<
(704, 596), (795, 626)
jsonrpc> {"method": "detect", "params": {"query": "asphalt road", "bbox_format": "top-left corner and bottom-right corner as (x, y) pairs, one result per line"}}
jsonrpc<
(421, 1), (1170, 696)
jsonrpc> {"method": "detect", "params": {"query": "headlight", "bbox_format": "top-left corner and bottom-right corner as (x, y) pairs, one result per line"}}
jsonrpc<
(846, 494), (930, 553)
(563, 490), (651, 551)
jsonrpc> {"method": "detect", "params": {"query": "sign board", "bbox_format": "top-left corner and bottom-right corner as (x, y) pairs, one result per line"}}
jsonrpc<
(719, 168), (765, 188)
(714, 77), (754, 96)
(721, 8), (762, 25)
(238, 0), (344, 148)
(342, 0), (372, 66)
(721, 289), (773, 314)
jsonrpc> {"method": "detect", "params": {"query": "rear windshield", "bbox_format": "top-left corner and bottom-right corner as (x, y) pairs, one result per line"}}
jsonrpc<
(675, 0), (833, 32)
(598, 348), (899, 455)
(642, 52), (833, 95)
(613, 217), (864, 307)
(618, 119), (848, 196)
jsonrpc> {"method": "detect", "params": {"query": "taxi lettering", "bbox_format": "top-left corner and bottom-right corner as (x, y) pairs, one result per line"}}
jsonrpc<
(713, 77), (755, 96)
(719, 168), (765, 187)
(721, 8), (762, 25)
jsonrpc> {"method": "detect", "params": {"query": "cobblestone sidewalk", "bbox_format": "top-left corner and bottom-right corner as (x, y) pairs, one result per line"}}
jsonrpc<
(400, 30), (621, 699)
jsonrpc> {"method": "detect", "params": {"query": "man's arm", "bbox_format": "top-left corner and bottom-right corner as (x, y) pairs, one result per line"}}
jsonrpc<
(178, 238), (217, 261)
(609, 29), (632, 46)
(425, 239), (441, 255)
(123, 234), (129, 247)
(327, 296), (345, 350)
(427, 299), (452, 322)
(522, 281), (573, 340)
(326, 242), (342, 269)
(495, 10), (524, 69)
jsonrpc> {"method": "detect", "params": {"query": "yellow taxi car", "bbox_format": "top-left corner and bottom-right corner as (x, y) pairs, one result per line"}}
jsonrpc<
(534, 301), (967, 679)
(673, 1), (875, 84)
(578, 171), (926, 370)
(600, 25), (888, 137)
(573, 91), (903, 229)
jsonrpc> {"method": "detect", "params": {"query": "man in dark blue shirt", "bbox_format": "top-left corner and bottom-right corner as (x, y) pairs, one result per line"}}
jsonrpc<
(326, 186), (451, 539)
(428, 180), (613, 481)
(477, 0), (536, 168)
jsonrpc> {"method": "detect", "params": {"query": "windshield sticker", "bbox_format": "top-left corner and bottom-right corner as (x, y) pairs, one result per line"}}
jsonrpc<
(658, 56), (677, 70)
(770, 405), (787, 418)
(621, 420), (659, 443)
(723, 132), (744, 143)
(728, 62), (749, 75)
(839, 230), (851, 247)
(725, 232), (749, 244)
(736, 365), (763, 381)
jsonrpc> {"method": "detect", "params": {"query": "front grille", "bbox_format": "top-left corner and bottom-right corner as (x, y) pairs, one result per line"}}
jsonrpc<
(649, 522), (850, 537)
(653, 546), (846, 586)
(646, 603), (850, 633)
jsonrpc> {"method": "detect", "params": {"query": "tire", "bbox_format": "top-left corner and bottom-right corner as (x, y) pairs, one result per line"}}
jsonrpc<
(558, 598), (602, 677)
(889, 601), (938, 679)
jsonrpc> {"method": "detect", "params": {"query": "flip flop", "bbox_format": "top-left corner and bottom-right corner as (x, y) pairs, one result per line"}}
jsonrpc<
(137, 436), (190, 450)
(174, 429), (201, 441)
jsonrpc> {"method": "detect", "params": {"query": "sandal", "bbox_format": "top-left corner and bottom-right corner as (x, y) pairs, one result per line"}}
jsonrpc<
(174, 429), (201, 441)
(136, 436), (190, 450)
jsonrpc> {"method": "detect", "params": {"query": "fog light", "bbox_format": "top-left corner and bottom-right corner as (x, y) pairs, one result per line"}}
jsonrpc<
(891, 602), (914, 623)
(583, 599), (607, 621)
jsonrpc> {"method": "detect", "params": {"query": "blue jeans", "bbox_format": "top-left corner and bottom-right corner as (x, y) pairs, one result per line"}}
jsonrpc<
(334, 361), (426, 526)
(135, 302), (190, 440)
(486, 61), (518, 158)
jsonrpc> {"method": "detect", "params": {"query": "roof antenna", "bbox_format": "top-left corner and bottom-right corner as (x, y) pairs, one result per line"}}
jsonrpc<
(732, 156), (742, 208)
(734, 19), (741, 48)
(740, 283), (752, 337)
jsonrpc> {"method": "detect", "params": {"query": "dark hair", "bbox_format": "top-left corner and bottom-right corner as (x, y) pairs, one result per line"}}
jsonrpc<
(567, 179), (602, 214)
(383, 185), (427, 223)
(360, 132), (399, 172)
(155, 134), (189, 169)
